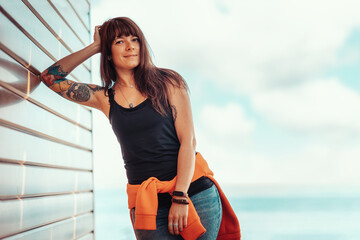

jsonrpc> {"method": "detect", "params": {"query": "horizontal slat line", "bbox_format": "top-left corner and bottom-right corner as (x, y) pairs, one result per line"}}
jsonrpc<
(66, 0), (90, 33)
(21, 0), (90, 73)
(0, 6), (89, 73)
(75, 231), (94, 240)
(0, 119), (92, 152)
(0, 35), (81, 86)
(0, 6), (57, 64)
(0, 211), (93, 239)
(0, 158), (92, 172)
(47, 0), (87, 48)
(0, 47), (91, 113)
(0, 189), (93, 200)
(0, 80), (92, 131)
(20, 0), (72, 56)
(0, 41), (40, 75)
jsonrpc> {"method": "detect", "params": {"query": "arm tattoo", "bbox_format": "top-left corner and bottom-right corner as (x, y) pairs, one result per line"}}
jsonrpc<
(66, 83), (90, 102)
(40, 63), (103, 102)
(171, 105), (178, 122)
(66, 83), (103, 102)
(40, 64), (68, 87)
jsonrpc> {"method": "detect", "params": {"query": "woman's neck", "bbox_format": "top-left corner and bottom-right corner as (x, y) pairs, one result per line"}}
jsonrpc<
(115, 69), (135, 87)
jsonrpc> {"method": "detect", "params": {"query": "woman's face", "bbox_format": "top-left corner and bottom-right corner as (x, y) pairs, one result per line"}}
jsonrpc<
(111, 34), (140, 71)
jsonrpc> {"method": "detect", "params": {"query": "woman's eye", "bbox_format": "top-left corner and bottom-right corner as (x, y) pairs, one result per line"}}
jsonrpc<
(115, 40), (123, 44)
(132, 38), (139, 42)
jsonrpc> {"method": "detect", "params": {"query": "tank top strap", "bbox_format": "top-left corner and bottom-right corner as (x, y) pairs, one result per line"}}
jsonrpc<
(108, 87), (115, 104)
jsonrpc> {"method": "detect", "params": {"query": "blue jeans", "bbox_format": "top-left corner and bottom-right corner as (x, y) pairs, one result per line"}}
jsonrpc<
(130, 184), (223, 240)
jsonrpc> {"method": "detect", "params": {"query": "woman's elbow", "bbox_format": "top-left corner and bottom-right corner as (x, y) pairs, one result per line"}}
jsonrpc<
(180, 136), (196, 149)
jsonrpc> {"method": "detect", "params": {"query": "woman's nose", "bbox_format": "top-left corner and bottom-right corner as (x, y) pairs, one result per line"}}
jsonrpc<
(127, 42), (135, 50)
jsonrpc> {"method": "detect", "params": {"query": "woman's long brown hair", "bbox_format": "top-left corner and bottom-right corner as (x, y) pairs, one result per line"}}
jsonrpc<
(99, 17), (189, 117)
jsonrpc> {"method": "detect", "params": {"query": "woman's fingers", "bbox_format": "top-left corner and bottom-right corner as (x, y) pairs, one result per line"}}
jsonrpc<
(168, 219), (174, 235)
(93, 25), (101, 44)
(178, 217), (183, 233)
(168, 203), (189, 235)
(173, 220), (180, 235)
(183, 215), (188, 228)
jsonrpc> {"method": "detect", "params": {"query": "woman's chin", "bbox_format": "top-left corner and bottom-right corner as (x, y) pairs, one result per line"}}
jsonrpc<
(115, 63), (140, 71)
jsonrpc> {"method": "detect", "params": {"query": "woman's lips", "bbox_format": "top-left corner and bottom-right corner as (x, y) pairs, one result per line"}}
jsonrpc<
(124, 54), (137, 58)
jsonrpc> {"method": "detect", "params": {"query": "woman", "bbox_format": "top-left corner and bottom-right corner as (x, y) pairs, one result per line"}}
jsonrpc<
(40, 17), (240, 240)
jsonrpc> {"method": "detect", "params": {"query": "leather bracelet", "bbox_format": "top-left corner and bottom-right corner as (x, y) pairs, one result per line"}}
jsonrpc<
(172, 191), (188, 198)
(172, 198), (189, 205)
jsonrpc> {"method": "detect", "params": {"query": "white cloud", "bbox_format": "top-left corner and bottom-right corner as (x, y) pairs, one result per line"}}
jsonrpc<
(194, 102), (257, 184)
(198, 102), (254, 138)
(251, 78), (360, 133)
(196, 133), (360, 186)
(93, 0), (360, 94)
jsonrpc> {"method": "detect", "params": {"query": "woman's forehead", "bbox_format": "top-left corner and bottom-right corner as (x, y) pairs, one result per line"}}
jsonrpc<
(115, 34), (137, 38)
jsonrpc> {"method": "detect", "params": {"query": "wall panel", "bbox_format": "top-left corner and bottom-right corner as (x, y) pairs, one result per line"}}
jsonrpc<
(0, 126), (92, 170)
(0, 86), (92, 149)
(0, 50), (92, 130)
(25, 0), (91, 65)
(3, 213), (93, 240)
(67, 0), (90, 32)
(0, 193), (93, 238)
(0, 163), (92, 197)
(0, 9), (90, 84)
(50, 0), (90, 46)
(0, 0), (94, 238)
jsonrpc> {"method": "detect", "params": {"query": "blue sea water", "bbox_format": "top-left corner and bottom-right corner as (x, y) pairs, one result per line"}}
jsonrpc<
(94, 186), (360, 240)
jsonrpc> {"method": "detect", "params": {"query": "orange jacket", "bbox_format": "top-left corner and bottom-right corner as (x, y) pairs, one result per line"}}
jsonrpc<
(126, 152), (241, 240)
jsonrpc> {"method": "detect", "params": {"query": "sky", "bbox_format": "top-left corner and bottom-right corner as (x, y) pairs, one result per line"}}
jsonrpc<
(90, 0), (360, 190)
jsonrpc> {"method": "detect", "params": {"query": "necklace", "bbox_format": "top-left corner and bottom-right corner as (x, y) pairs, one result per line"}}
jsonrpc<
(119, 83), (134, 88)
(118, 86), (134, 108)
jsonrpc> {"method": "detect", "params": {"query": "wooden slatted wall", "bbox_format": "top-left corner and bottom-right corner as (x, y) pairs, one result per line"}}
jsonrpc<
(0, 0), (94, 239)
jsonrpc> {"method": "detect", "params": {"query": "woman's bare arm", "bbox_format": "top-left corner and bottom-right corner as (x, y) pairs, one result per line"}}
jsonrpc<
(167, 83), (196, 235)
(168, 85), (196, 194)
(39, 27), (105, 110)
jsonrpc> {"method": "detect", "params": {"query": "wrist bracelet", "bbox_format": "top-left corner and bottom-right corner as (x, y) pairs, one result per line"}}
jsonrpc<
(172, 191), (188, 198)
(172, 198), (189, 205)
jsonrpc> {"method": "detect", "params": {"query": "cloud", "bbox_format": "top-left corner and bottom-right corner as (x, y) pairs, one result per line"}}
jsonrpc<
(196, 133), (360, 185)
(251, 78), (360, 133)
(92, 0), (360, 95)
(198, 102), (254, 138)
(194, 102), (257, 184)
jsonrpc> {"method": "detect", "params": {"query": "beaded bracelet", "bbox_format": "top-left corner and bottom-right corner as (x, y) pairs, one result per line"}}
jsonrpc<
(172, 198), (189, 205)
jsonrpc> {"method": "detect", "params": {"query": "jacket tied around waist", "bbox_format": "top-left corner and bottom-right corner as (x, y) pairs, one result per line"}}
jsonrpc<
(126, 152), (241, 240)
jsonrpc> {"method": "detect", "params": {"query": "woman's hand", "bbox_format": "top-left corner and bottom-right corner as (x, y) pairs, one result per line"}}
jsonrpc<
(92, 25), (101, 52)
(168, 198), (189, 235)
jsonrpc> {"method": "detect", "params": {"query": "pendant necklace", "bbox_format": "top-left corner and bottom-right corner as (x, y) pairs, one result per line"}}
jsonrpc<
(118, 86), (134, 108)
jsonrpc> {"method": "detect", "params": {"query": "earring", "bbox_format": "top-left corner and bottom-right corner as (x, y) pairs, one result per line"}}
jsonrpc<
(107, 56), (111, 61)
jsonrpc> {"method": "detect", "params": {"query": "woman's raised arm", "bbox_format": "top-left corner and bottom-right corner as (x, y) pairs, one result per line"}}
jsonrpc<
(39, 26), (105, 111)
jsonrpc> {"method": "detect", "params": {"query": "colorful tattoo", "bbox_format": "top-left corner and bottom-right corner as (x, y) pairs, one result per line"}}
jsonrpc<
(47, 64), (67, 79)
(40, 63), (103, 103)
(66, 83), (103, 102)
(40, 64), (68, 89)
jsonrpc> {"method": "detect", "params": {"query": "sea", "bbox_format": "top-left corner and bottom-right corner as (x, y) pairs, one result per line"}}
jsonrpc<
(94, 185), (360, 240)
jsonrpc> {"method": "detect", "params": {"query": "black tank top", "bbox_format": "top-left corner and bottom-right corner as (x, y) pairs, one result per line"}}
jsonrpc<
(108, 87), (180, 184)
(108, 87), (214, 208)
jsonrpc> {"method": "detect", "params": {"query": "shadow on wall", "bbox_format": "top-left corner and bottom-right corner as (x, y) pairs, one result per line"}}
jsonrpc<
(0, 58), (40, 106)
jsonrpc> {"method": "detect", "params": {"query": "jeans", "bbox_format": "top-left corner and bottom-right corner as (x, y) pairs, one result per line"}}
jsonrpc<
(130, 184), (223, 240)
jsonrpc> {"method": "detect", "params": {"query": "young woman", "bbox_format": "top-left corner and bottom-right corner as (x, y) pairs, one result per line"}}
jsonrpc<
(40, 17), (240, 240)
